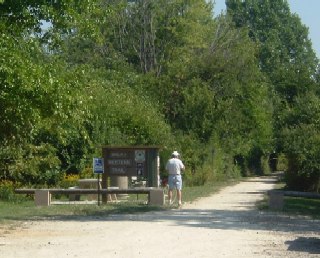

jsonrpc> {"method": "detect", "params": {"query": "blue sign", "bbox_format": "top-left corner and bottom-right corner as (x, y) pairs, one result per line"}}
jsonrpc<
(93, 158), (104, 174)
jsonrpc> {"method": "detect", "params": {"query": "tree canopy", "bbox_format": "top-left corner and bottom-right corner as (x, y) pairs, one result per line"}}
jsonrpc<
(0, 0), (319, 192)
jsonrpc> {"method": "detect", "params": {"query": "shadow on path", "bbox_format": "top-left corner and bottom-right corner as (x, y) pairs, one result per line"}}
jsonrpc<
(103, 208), (320, 234)
(286, 237), (320, 255)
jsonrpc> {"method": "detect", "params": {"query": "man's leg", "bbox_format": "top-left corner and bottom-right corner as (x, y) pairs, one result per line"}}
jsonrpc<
(168, 189), (173, 204)
(177, 189), (182, 205)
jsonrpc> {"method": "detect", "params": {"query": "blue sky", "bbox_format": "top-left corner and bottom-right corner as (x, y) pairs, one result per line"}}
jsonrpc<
(213, 0), (320, 58)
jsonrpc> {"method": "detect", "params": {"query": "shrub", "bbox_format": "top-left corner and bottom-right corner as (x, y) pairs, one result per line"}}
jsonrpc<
(0, 180), (17, 201)
(276, 153), (288, 171)
(58, 173), (80, 189)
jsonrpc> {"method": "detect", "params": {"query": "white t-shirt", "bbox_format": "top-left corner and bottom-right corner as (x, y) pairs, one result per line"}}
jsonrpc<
(166, 158), (185, 175)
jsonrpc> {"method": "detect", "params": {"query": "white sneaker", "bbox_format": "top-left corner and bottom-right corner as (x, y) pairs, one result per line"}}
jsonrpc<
(169, 200), (173, 205)
(178, 201), (182, 206)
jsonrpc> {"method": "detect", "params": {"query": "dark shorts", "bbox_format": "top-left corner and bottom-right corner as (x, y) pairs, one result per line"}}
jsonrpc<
(168, 174), (182, 190)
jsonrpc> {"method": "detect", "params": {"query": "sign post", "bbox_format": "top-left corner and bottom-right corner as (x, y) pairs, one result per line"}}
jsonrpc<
(93, 158), (104, 206)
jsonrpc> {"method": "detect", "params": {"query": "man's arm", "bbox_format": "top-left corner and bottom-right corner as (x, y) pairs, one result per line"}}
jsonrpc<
(180, 160), (185, 171)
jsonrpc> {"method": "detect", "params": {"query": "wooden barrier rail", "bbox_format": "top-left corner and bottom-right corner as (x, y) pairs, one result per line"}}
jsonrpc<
(15, 188), (164, 206)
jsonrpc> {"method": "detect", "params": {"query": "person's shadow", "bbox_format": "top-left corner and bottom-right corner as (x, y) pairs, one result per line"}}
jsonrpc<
(286, 237), (320, 255)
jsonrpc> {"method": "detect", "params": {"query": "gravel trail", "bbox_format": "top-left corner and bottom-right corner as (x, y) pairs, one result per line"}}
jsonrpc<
(1, 176), (319, 258)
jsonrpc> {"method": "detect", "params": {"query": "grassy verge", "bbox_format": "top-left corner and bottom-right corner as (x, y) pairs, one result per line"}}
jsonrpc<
(0, 199), (163, 223)
(257, 172), (320, 219)
(283, 197), (320, 219)
(258, 196), (320, 219)
(0, 179), (237, 224)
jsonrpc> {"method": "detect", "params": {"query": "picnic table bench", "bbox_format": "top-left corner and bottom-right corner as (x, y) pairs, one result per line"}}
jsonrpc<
(15, 188), (164, 206)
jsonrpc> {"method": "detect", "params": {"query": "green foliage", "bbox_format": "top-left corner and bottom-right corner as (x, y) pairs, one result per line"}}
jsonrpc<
(58, 174), (80, 189)
(103, 0), (214, 74)
(227, 0), (320, 188)
(276, 153), (288, 172)
(184, 15), (274, 177)
(0, 32), (92, 182)
(196, 16), (273, 154)
(280, 93), (320, 192)
(179, 80), (217, 141)
(226, 0), (318, 94)
(0, 0), (319, 192)
(284, 197), (320, 219)
(169, 131), (205, 176)
(0, 180), (28, 202)
(0, 36), (46, 142)
(11, 144), (62, 186)
(0, 180), (15, 201)
(88, 75), (173, 146)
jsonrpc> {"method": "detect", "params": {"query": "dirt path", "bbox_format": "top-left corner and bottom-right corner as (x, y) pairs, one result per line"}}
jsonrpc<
(1, 176), (319, 258)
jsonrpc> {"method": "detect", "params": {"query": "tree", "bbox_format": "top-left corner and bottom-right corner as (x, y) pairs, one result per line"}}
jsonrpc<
(226, 0), (318, 101)
(102, 0), (215, 75)
(189, 15), (274, 174)
(0, 1), (103, 183)
(227, 0), (320, 187)
(280, 93), (320, 192)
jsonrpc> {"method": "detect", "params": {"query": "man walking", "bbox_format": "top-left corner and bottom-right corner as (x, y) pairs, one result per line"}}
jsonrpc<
(165, 151), (185, 206)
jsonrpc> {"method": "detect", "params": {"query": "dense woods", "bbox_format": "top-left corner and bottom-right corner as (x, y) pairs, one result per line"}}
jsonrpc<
(0, 0), (319, 194)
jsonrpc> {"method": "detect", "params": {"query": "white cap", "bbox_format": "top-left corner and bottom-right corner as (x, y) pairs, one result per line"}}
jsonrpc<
(172, 151), (180, 157)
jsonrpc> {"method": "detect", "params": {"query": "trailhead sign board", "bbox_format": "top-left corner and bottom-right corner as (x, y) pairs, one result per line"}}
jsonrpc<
(102, 146), (160, 187)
